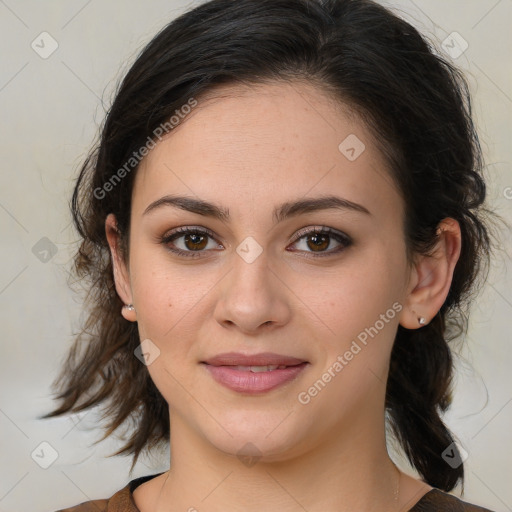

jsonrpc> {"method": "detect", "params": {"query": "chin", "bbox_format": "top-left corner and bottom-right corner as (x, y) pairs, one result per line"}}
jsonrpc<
(200, 410), (311, 463)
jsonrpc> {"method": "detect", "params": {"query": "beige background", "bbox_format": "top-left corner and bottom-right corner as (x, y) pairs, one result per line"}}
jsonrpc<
(0, 1), (510, 510)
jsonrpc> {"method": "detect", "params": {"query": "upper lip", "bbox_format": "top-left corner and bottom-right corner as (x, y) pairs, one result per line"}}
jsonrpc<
(202, 352), (307, 366)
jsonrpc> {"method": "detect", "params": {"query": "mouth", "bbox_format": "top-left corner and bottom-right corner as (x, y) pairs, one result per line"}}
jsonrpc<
(213, 364), (298, 372)
(201, 352), (307, 367)
(200, 352), (309, 393)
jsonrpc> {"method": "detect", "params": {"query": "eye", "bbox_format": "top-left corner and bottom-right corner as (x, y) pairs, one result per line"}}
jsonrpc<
(161, 227), (223, 258)
(161, 225), (352, 259)
(288, 226), (352, 257)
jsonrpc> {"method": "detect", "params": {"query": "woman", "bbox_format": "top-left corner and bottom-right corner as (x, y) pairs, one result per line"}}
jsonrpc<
(45, 0), (499, 510)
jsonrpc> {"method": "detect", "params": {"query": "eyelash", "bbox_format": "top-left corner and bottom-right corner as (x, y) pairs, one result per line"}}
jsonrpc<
(161, 226), (352, 259)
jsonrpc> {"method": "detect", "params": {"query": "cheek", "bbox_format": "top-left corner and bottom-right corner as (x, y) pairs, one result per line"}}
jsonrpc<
(129, 248), (221, 354)
(129, 251), (178, 335)
(299, 250), (404, 338)
(296, 267), (402, 407)
(294, 250), (406, 398)
(129, 258), (205, 405)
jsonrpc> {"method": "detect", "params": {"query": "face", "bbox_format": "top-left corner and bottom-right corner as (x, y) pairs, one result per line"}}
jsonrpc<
(111, 81), (415, 461)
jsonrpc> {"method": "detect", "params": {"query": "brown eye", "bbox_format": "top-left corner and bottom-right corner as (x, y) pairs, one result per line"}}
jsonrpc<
(161, 227), (222, 258)
(183, 232), (208, 251)
(289, 227), (352, 257)
(306, 232), (330, 252)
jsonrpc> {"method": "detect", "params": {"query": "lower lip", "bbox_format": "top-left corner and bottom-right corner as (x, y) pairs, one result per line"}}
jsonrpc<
(202, 362), (308, 394)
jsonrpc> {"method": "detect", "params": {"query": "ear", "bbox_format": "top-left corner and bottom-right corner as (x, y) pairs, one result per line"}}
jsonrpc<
(399, 217), (462, 329)
(105, 213), (137, 322)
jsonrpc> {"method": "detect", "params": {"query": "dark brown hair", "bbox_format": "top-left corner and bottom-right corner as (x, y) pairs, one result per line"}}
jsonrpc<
(43, 0), (498, 492)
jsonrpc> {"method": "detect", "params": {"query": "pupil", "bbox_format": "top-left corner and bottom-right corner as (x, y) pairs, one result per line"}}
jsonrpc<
(186, 233), (206, 250)
(308, 234), (328, 251)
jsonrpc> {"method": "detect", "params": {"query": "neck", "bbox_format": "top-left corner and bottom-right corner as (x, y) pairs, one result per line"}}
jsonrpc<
(150, 409), (403, 512)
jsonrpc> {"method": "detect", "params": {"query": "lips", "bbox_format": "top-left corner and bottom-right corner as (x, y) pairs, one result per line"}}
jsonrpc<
(201, 352), (309, 393)
(202, 352), (307, 367)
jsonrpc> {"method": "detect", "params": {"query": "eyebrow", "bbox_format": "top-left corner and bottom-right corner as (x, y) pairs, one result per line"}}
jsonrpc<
(143, 194), (371, 223)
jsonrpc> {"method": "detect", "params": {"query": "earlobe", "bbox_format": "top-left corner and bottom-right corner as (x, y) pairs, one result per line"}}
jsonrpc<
(399, 218), (462, 330)
(105, 214), (137, 322)
(121, 303), (137, 322)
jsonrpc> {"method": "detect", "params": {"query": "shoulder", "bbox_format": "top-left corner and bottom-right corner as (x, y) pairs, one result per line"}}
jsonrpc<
(411, 488), (497, 512)
(55, 497), (110, 512)
(53, 473), (164, 512)
(53, 481), (132, 511)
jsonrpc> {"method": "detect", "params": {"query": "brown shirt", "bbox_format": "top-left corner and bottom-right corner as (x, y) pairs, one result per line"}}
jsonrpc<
(55, 473), (496, 512)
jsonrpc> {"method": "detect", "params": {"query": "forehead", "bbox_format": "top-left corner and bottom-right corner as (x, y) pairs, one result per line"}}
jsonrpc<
(132, 80), (402, 225)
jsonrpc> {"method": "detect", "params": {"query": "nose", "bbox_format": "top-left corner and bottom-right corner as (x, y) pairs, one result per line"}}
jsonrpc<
(213, 245), (292, 334)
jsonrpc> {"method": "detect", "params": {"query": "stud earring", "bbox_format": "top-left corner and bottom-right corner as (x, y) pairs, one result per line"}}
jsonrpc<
(121, 303), (136, 322)
(412, 309), (427, 327)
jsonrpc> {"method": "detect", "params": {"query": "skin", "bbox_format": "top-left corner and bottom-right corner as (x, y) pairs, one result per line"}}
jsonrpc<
(106, 81), (461, 512)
